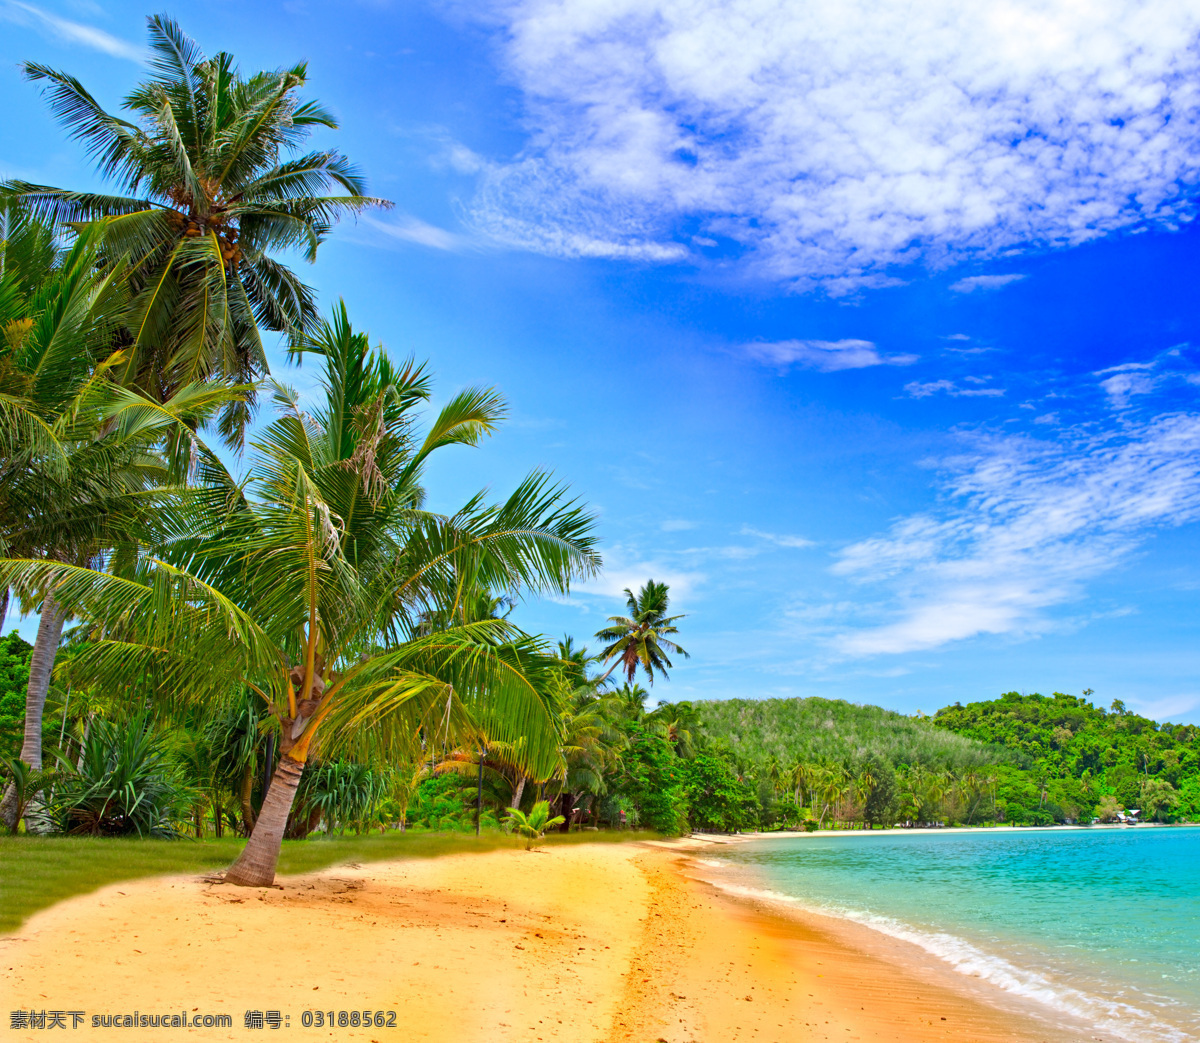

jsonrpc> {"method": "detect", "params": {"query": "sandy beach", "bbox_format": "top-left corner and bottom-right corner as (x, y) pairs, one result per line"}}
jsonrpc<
(1, 839), (1094, 1042)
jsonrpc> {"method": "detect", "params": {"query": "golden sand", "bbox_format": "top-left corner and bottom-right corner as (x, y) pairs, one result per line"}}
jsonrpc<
(1, 840), (1090, 1042)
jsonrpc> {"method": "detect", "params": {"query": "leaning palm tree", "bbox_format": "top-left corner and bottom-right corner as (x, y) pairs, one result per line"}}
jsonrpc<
(1, 303), (599, 885)
(595, 579), (688, 685)
(7, 15), (386, 445)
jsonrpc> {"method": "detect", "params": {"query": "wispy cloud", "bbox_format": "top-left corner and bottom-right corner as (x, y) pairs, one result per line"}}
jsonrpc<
(1093, 348), (1199, 408)
(904, 378), (1004, 398)
(949, 274), (1027, 293)
(362, 214), (464, 251)
(744, 339), (918, 372)
(1095, 362), (1159, 408)
(466, 1), (1200, 286)
(827, 413), (1200, 654)
(740, 525), (815, 549)
(1128, 693), (1200, 721)
(1, 1), (142, 60)
(660, 519), (695, 532)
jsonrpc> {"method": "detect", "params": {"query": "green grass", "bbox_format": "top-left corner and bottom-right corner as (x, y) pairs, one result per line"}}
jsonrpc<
(0, 828), (650, 935)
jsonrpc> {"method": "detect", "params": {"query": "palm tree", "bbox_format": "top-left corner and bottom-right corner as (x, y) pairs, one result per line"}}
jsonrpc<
(898, 763), (928, 824)
(505, 799), (564, 850)
(0, 758), (57, 834)
(854, 762), (878, 827)
(555, 635), (597, 686)
(7, 15), (386, 445)
(551, 681), (623, 831)
(1, 302), (600, 884)
(0, 201), (226, 831)
(791, 761), (816, 810)
(595, 580), (688, 685)
(816, 764), (849, 829)
(645, 699), (699, 758)
(926, 770), (953, 824)
(613, 682), (651, 721)
(435, 739), (530, 814)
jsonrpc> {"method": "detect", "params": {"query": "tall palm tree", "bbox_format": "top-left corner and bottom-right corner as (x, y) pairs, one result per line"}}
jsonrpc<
(595, 579), (688, 685)
(1, 303), (600, 883)
(555, 635), (597, 686)
(0, 201), (228, 831)
(7, 15), (386, 445)
(791, 761), (816, 810)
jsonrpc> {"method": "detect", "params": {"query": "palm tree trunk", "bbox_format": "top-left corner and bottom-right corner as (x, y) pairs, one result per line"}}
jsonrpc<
(595, 659), (620, 684)
(558, 790), (573, 833)
(240, 763), (257, 835)
(0, 591), (66, 832)
(224, 755), (305, 886)
(509, 773), (526, 809)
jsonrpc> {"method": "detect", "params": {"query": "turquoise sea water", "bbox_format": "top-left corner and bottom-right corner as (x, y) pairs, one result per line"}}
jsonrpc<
(710, 826), (1200, 1042)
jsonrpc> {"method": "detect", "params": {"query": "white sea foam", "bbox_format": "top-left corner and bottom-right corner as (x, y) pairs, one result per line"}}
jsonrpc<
(703, 877), (1191, 1043)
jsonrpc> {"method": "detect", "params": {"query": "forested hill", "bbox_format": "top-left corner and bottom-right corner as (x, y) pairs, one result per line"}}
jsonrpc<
(933, 692), (1200, 816)
(694, 691), (1200, 824)
(695, 696), (1001, 770)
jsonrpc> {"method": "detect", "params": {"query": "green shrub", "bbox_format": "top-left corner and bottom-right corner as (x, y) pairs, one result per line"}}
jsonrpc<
(51, 716), (187, 837)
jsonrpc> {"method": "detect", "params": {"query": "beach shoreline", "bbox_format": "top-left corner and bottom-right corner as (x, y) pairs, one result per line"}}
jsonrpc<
(694, 821), (1177, 842)
(2, 838), (1091, 1042)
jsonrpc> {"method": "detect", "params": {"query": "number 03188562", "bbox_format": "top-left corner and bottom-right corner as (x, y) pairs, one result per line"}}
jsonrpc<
(301, 1011), (397, 1028)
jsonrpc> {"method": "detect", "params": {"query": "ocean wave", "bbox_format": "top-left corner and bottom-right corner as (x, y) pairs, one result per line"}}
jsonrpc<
(703, 877), (1191, 1043)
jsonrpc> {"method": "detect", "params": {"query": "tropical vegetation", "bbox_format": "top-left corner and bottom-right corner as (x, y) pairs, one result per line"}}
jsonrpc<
(2, 18), (1198, 911)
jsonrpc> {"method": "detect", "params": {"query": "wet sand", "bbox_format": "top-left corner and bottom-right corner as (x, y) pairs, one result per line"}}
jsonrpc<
(1, 840), (1089, 1041)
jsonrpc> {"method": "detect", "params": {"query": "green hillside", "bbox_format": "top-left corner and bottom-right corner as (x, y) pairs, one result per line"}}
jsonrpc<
(694, 696), (1002, 771)
(689, 692), (1200, 827)
(934, 692), (1200, 823)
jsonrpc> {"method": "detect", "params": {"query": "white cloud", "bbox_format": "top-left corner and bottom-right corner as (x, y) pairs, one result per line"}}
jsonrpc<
(574, 555), (704, 602)
(679, 544), (759, 561)
(740, 525), (814, 548)
(949, 274), (1027, 293)
(1, 1), (143, 60)
(660, 518), (696, 531)
(1128, 693), (1200, 721)
(465, 0), (1200, 286)
(1092, 351), (1200, 408)
(362, 214), (463, 251)
(744, 338), (918, 372)
(1098, 371), (1159, 407)
(904, 378), (1005, 398)
(1095, 361), (1159, 407)
(828, 413), (1200, 654)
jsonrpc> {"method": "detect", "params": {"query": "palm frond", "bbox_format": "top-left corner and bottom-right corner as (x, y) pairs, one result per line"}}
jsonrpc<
(20, 65), (141, 185)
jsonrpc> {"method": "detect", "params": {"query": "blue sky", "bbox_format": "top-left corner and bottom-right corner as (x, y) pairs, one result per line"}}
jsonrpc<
(4, 1), (1200, 723)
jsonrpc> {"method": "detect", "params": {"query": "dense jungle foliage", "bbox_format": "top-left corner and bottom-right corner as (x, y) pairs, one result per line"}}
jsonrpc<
(934, 692), (1200, 825)
(695, 697), (1002, 771)
(0, 634), (32, 761)
(12, 650), (1194, 839)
